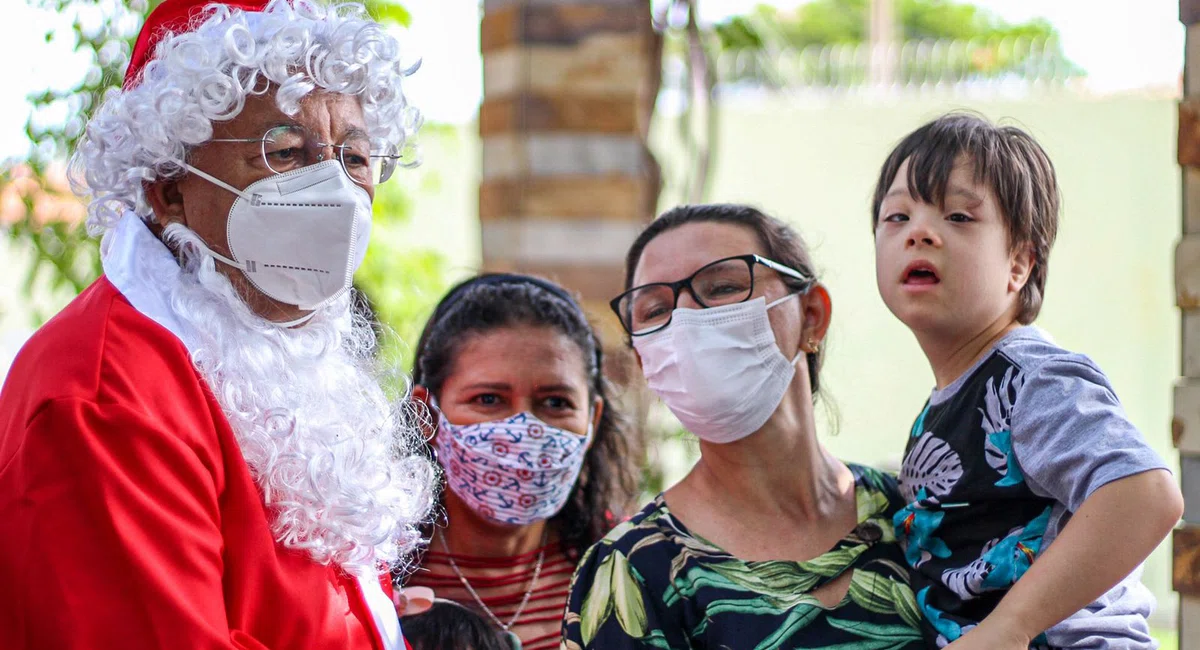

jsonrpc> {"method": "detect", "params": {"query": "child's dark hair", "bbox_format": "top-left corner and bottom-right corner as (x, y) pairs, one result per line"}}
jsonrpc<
(623, 203), (826, 396)
(401, 600), (510, 650)
(412, 273), (637, 560)
(870, 112), (1060, 324)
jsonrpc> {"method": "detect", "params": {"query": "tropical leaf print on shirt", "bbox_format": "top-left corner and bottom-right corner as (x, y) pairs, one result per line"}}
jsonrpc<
(979, 367), (1026, 488)
(561, 465), (924, 650)
(894, 492), (952, 568)
(937, 504), (1052, 604)
(979, 507), (1052, 590)
(910, 404), (929, 438)
(847, 564), (923, 629)
(940, 538), (999, 600)
(983, 430), (1024, 487)
(898, 433), (963, 503)
(826, 618), (925, 649)
(917, 586), (973, 647)
(579, 549), (650, 645)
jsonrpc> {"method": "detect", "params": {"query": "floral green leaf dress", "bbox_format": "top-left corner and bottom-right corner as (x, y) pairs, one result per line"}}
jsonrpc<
(561, 464), (925, 650)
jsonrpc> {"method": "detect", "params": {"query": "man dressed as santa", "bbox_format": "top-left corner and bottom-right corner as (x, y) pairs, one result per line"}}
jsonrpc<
(0, 1), (436, 648)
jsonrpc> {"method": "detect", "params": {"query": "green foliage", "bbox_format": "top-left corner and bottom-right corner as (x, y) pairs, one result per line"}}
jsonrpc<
(708, 0), (1077, 86)
(716, 0), (1059, 52)
(364, 0), (411, 28)
(355, 173), (451, 374)
(4, 0), (443, 348)
(4, 203), (98, 324)
(898, 0), (1055, 43)
(6, 0), (151, 307)
(771, 0), (867, 48)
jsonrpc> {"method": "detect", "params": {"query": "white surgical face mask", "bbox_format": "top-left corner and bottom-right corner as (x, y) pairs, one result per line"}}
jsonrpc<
(182, 160), (373, 316)
(633, 294), (804, 444)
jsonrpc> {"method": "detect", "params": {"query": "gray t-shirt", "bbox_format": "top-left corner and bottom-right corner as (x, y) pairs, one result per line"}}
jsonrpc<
(897, 326), (1168, 649)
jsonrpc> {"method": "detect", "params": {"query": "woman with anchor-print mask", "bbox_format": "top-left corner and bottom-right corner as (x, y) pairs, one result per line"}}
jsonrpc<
(400, 273), (638, 650)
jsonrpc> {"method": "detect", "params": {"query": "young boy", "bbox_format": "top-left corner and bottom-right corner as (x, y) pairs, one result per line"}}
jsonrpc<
(871, 112), (1183, 649)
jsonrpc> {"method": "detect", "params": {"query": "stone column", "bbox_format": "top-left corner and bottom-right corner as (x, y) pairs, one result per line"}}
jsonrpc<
(1175, 1), (1200, 645)
(478, 0), (658, 352)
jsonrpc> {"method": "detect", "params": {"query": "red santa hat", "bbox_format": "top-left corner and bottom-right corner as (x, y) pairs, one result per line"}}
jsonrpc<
(124, 0), (270, 89)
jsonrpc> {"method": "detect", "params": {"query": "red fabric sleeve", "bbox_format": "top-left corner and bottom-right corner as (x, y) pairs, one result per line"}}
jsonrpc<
(6, 396), (237, 650)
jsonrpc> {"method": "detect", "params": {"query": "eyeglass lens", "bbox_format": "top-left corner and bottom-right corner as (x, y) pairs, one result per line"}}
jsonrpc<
(260, 125), (398, 186)
(620, 258), (754, 334)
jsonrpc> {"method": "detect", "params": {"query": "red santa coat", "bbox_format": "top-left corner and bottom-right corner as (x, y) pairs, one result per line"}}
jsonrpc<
(0, 218), (406, 649)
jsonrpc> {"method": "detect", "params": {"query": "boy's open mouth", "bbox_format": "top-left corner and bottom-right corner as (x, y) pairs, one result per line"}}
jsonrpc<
(902, 261), (940, 285)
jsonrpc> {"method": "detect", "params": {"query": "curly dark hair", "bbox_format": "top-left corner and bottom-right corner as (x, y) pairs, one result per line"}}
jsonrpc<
(412, 273), (638, 560)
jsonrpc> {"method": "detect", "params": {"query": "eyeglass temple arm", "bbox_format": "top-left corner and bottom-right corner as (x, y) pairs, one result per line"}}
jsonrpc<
(209, 136), (341, 148)
(757, 257), (813, 284)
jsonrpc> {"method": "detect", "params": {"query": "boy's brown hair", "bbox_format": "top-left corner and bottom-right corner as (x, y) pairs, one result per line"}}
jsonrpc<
(870, 112), (1061, 324)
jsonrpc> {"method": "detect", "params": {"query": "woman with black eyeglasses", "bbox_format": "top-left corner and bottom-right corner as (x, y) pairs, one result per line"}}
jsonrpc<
(561, 204), (923, 650)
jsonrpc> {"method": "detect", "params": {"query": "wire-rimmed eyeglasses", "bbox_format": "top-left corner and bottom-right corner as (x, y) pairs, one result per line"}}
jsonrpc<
(610, 254), (812, 336)
(209, 124), (415, 186)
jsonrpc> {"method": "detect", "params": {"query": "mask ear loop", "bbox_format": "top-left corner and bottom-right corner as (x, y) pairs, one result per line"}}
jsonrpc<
(185, 163), (252, 200)
(768, 282), (817, 365)
(274, 311), (317, 328)
(178, 164), (252, 273)
(421, 393), (450, 530)
(421, 393), (444, 443)
(584, 408), (596, 441)
(766, 292), (800, 310)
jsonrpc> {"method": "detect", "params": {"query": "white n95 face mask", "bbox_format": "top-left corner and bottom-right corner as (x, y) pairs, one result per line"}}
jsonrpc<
(633, 294), (804, 444)
(182, 160), (373, 312)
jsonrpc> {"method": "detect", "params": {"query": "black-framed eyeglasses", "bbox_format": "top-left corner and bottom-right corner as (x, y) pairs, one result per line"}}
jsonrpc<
(209, 124), (416, 187)
(610, 254), (812, 336)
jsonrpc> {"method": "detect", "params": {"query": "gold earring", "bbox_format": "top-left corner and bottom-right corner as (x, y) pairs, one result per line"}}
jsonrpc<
(806, 337), (820, 353)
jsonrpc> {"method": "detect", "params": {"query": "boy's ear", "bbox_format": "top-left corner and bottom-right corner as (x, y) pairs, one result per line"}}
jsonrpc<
(1009, 243), (1035, 294)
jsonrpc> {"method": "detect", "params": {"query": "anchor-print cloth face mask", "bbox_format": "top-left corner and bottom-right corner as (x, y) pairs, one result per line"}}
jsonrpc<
(433, 407), (593, 526)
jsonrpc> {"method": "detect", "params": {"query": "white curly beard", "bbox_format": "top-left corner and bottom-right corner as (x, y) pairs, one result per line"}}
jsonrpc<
(160, 223), (434, 575)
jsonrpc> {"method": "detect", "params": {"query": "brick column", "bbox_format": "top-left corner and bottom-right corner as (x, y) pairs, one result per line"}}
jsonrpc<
(1175, 1), (1200, 645)
(478, 0), (657, 350)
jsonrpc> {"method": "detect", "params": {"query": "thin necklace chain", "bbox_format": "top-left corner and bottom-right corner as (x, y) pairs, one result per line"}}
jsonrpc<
(438, 530), (548, 633)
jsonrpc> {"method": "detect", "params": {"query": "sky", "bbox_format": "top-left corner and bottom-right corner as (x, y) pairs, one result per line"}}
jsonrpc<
(0, 0), (1187, 160)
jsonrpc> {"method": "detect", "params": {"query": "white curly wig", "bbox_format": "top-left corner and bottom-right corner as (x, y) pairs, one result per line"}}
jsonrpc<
(70, 0), (421, 235)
